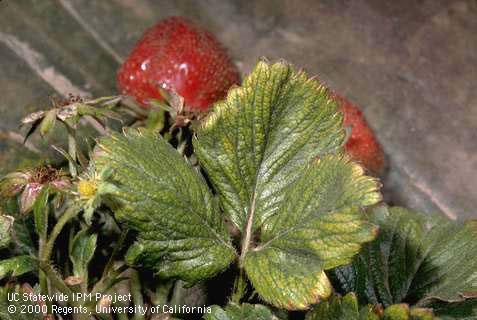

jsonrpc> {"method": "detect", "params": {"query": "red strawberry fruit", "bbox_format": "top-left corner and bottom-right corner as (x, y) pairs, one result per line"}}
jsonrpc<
(117, 16), (239, 112)
(333, 93), (385, 175)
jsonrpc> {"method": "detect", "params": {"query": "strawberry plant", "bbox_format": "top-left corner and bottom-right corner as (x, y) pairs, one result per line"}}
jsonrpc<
(0, 59), (476, 320)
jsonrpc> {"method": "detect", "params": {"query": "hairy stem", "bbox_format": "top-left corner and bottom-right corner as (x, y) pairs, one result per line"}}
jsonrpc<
(115, 306), (129, 320)
(40, 262), (91, 320)
(37, 203), (52, 314)
(153, 280), (174, 306)
(39, 261), (73, 296)
(40, 205), (85, 317)
(100, 229), (127, 281)
(42, 205), (80, 262)
(38, 239), (52, 313)
(231, 269), (247, 304)
(169, 280), (185, 307)
(89, 264), (128, 303)
(130, 270), (145, 320)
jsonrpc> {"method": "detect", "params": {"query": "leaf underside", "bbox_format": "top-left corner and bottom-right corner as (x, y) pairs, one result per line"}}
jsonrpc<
(195, 61), (381, 309)
(96, 130), (235, 285)
(330, 206), (477, 318)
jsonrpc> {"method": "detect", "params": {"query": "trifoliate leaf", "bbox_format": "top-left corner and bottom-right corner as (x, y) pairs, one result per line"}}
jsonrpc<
(306, 293), (437, 320)
(69, 229), (97, 280)
(195, 61), (381, 309)
(0, 256), (36, 279)
(204, 303), (276, 320)
(194, 60), (345, 232)
(96, 129), (236, 285)
(330, 206), (477, 312)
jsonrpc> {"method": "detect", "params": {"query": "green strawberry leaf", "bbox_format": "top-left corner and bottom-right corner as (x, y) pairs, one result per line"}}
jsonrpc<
(196, 61), (381, 309)
(306, 293), (378, 320)
(330, 206), (477, 313)
(96, 129), (236, 285)
(194, 60), (345, 232)
(69, 229), (97, 280)
(0, 255), (36, 280)
(306, 293), (437, 320)
(32, 186), (49, 238)
(204, 303), (276, 320)
(10, 217), (36, 256)
(430, 300), (477, 320)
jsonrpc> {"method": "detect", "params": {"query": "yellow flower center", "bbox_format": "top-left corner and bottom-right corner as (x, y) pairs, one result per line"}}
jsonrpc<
(78, 180), (97, 198)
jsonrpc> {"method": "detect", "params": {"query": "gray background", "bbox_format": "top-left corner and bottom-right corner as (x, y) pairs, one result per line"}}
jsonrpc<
(0, 0), (476, 219)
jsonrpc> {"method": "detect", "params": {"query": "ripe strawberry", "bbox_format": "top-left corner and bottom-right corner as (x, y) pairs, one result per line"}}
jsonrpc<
(333, 93), (385, 175)
(117, 16), (239, 112)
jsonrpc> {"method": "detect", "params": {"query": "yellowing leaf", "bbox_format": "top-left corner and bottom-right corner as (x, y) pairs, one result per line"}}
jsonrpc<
(244, 156), (380, 309)
(196, 61), (381, 309)
(195, 60), (345, 232)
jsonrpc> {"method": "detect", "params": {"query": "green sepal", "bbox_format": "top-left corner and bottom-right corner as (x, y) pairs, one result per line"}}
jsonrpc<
(39, 109), (57, 136)
(145, 110), (166, 132)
